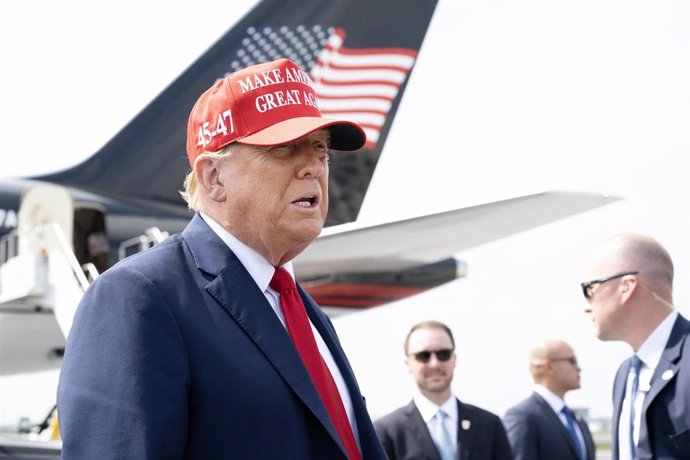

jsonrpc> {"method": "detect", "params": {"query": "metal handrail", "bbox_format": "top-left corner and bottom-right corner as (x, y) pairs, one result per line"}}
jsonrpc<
(0, 229), (18, 265)
(81, 263), (100, 282)
(118, 227), (169, 261)
(44, 223), (90, 292)
(146, 227), (169, 244)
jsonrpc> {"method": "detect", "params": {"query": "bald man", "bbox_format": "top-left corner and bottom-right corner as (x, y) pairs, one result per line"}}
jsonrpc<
(582, 233), (690, 460)
(502, 340), (595, 460)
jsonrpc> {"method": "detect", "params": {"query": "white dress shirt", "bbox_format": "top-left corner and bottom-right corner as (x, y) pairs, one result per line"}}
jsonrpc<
(617, 310), (678, 459)
(200, 213), (360, 444)
(413, 392), (458, 454)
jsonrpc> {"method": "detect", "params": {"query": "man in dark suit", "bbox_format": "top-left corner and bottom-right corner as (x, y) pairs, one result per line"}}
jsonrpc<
(57, 59), (386, 459)
(503, 339), (596, 460)
(374, 321), (512, 460)
(582, 233), (690, 459)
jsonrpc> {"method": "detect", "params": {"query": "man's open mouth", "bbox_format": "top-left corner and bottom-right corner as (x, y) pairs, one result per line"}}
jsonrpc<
(293, 196), (317, 208)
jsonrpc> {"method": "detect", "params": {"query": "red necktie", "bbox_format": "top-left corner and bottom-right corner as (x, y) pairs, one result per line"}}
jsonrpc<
(270, 267), (362, 460)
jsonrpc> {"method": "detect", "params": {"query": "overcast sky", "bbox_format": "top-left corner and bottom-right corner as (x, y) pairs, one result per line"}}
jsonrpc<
(2, 0), (690, 428)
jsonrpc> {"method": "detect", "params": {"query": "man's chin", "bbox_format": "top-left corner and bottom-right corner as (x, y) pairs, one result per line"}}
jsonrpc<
(423, 380), (450, 392)
(282, 218), (323, 241)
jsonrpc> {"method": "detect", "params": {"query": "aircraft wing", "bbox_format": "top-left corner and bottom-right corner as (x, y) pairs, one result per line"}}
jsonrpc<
(0, 437), (60, 460)
(295, 191), (619, 308)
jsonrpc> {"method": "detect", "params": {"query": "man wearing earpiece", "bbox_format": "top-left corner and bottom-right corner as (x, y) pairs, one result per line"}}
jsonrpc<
(374, 321), (512, 460)
(582, 233), (690, 459)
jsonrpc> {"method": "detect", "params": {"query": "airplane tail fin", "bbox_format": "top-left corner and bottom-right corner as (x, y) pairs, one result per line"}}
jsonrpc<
(36, 0), (439, 226)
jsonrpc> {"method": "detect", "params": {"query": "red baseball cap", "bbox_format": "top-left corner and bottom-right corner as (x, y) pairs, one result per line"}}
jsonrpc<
(186, 58), (366, 167)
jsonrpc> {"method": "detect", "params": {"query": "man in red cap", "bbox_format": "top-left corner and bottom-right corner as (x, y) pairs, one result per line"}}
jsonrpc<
(58, 59), (386, 460)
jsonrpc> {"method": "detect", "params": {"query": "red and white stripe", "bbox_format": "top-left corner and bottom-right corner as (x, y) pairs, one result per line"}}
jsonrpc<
(311, 29), (417, 149)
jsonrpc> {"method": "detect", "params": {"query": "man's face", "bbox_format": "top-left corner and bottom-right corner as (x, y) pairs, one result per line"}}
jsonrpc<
(214, 130), (330, 263)
(547, 344), (581, 393)
(583, 260), (628, 341)
(405, 327), (456, 398)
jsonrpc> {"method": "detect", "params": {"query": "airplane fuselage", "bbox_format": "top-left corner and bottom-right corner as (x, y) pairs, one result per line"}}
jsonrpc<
(0, 178), (192, 266)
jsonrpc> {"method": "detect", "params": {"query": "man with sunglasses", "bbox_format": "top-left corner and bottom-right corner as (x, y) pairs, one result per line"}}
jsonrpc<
(374, 320), (512, 460)
(502, 339), (595, 460)
(582, 233), (690, 459)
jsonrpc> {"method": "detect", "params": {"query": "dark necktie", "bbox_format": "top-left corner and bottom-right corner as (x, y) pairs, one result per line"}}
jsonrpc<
(270, 267), (361, 460)
(629, 355), (643, 459)
(561, 406), (585, 460)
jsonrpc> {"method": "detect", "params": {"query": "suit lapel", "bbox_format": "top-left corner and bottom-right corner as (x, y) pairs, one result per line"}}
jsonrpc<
(643, 316), (688, 412)
(456, 399), (475, 459)
(407, 402), (442, 460)
(182, 215), (344, 454)
(575, 415), (594, 460)
(532, 393), (581, 459)
(301, 286), (376, 453)
(301, 287), (357, 394)
(638, 316), (689, 455)
(611, 361), (629, 459)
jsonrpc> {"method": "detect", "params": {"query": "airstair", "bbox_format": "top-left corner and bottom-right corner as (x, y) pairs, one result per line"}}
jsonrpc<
(0, 185), (171, 449)
(0, 222), (89, 338)
(0, 185), (168, 375)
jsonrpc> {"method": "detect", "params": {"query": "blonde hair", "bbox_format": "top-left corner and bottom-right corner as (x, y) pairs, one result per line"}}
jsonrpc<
(180, 143), (237, 211)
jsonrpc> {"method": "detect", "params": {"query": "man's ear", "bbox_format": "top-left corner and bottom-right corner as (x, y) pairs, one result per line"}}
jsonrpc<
(196, 157), (226, 202)
(621, 276), (637, 303)
(404, 356), (414, 374)
(541, 359), (553, 374)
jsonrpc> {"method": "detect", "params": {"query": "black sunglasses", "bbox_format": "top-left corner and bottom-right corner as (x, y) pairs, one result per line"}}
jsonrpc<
(550, 356), (578, 366)
(580, 271), (638, 300)
(410, 349), (454, 363)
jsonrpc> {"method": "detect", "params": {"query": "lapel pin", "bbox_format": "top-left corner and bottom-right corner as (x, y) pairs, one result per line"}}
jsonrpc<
(461, 420), (471, 430)
(662, 369), (674, 381)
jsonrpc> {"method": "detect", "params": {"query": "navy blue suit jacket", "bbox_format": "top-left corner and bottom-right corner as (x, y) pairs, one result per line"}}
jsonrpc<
(374, 399), (512, 460)
(502, 392), (595, 460)
(57, 214), (386, 459)
(611, 314), (690, 460)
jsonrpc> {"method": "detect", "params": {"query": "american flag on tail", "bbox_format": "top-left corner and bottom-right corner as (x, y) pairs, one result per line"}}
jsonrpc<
(228, 26), (418, 149)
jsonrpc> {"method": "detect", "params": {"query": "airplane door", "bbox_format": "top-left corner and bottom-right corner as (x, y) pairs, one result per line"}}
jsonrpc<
(73, 207), (109, 273)
(17, 185), (73, 256)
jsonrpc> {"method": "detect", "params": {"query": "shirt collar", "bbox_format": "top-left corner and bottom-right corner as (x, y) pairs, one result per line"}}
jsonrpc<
(199, 212), (294, 290)
(413, 391), (457, 423)
(533, 384), (566, 413)
(636, 310), (678, 369)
